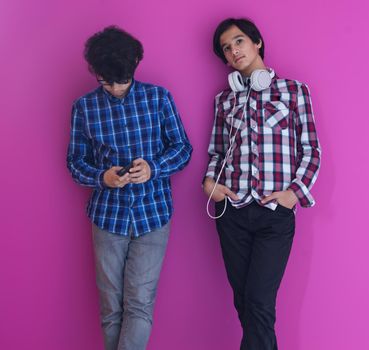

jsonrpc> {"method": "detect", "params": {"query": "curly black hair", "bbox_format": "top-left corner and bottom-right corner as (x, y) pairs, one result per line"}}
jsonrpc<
(213, 18), (264, 63)
(84, 25), (144, 83)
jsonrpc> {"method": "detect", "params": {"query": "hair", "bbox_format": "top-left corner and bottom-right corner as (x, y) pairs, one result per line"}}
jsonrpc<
(213, 18), (265, 63)
(84, 25), (144, 83)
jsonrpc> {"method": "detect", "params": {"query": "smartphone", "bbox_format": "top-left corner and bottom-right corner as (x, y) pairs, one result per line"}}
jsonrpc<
(117, 161), (134, 177)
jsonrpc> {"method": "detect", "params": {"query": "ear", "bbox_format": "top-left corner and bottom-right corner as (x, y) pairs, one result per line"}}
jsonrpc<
(257, 40), (262, 49)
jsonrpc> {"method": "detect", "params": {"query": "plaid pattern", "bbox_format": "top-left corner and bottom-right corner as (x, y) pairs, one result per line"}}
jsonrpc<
(67, 80), (192, 235)
(205, 72), (321, 209)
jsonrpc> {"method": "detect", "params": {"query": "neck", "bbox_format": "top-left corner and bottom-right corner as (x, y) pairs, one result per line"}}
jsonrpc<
(240, 56), (266, 77)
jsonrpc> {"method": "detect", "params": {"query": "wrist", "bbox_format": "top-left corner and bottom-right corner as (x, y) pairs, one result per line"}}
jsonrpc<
(287, 189), (298, 205)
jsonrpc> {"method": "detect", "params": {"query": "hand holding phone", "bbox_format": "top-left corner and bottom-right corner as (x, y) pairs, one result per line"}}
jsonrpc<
(117, 161), (134, 177)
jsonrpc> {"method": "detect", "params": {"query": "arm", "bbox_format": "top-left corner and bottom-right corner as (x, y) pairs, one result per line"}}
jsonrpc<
(203, 95), (238, 201)
(204, 95), (228, 181)
(262, 83), (321, 209)
(66, 101), (106, 188)
(146, 91), (192, 179)
(288, 83), (321, 207)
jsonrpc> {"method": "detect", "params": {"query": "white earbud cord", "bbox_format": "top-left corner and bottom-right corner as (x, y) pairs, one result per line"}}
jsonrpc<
(206, 85), (253, 219)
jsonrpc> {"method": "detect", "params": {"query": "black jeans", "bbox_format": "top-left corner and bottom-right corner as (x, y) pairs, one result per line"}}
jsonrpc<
(215, 201), (295, 350)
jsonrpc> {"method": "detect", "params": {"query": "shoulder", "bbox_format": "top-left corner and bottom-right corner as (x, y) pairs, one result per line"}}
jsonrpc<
(73, 86), (103, 109)
(271, 77), (310, 95)
(215, 87), (234, 106)
(134, 81), (179, 114)
(134, 80), (171, 99)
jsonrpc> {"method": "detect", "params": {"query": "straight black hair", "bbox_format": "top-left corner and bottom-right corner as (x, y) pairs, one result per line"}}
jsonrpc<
(213, 18), (265, 63)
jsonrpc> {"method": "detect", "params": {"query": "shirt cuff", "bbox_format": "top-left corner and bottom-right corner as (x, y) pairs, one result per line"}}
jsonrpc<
(147, 159), (161, 180)
(96, 169), (107, 189)
(205, 167), (218, 181)
(288, 179), (316, 208)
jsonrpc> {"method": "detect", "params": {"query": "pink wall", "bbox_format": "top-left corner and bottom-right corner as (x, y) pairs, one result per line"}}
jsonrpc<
(1, 0), (368, 349)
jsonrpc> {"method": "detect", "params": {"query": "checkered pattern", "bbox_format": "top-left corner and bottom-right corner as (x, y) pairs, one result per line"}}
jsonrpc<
(205, 72), (321, 209)
(67, 80), (192, 235)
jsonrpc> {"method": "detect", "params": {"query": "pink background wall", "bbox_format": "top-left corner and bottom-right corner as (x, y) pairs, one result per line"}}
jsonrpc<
(1, 0), (368, 349)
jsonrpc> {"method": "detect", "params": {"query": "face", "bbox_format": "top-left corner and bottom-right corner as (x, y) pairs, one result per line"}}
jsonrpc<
(97, 76), (132, 99)
(220, 25), (264, 76)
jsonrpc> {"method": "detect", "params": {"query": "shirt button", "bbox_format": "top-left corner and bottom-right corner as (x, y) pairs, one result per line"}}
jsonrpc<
(251, 122), (257, 129)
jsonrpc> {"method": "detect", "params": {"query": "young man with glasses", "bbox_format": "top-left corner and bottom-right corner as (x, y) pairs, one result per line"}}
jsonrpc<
(67, 26), (192, 350)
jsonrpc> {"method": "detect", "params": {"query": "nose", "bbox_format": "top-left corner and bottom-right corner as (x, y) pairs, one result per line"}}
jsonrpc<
(111, 83), (122, 92)
(232, 47), (240, 55)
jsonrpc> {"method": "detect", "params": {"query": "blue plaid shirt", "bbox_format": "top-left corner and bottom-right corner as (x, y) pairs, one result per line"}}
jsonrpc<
(67, 80), (192, 236)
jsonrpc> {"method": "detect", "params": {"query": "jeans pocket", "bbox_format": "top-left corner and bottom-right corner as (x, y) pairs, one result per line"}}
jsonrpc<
(277, 203), (294, 215)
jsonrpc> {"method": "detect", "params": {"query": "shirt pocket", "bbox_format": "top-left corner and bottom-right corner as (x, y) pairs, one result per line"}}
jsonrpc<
(224, 104), (246, 133)
(263, 101), (290, 130)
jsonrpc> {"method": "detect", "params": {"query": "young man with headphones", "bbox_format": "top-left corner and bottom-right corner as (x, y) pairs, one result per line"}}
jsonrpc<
(67, 26), (192, 350)
(203, 18), (321, 349)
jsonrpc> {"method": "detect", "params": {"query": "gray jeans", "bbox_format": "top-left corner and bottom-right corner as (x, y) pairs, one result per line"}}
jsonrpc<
(92, 222), (170, 350)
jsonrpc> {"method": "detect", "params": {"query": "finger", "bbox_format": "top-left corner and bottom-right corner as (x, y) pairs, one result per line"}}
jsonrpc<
(132, 175), (147, 183)
(118, 173), (130, 181)
(130, 165), (143, 173)
(130, 175), (147, 184)
(114, 180), (124, 187)
(214, 194), (226, 202)
(133, 158), (144, 166)
(224, 188), (239, 201)
(109, 167), (123, 178)
(130, 170), (144, 178)
(261, 192), (278, 204)
(116, 177), (131, 187)
(111, 166), (122, 172)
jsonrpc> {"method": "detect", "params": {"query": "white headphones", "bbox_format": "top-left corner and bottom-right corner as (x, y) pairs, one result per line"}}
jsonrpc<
(228, 69), (274, 92)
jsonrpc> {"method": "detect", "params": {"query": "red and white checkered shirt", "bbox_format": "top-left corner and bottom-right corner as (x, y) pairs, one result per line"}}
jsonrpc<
(205, 71), (321, 210)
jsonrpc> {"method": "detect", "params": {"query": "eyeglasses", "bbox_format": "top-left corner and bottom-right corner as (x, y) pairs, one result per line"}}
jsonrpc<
(96, 77), (131, 86)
